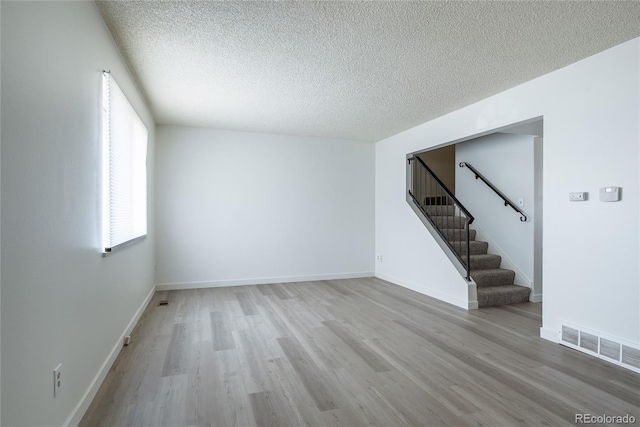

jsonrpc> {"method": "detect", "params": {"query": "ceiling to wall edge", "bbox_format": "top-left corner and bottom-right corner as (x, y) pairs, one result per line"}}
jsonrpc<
(408, 116), (544, 159)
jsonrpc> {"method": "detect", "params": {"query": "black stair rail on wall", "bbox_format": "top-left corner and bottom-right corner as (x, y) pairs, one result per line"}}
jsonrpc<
(459, 162), (528, 222)
(408, 156), (474, 280)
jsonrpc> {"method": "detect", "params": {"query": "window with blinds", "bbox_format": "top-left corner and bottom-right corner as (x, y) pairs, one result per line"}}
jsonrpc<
(102, 71), (148, 253)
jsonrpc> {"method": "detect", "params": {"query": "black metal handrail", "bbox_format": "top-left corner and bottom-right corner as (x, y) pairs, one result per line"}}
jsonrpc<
(413, 157), (474, 222)
(408, 156), (474, 280)
(459, 162), (528, 222)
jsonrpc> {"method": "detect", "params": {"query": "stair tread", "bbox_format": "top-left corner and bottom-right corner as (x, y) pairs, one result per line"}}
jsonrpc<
(451, 241), (486, 246)
(477, 284), (531, 307)
(469, 254), (501, 260)
(432, 216), (470, 222)
(468, 254), (502, 271)
(431, 216), (468, 229)
(477, 284), (530, 294)
(471, 268), (515, 287)
(440, 228), (477, 242)
(471, 268), (512, 274)
(424, 206), (456, 213)
(452, 240), (488, 255)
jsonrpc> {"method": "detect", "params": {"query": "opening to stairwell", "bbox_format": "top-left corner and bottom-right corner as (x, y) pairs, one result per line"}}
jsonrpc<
(406, 117), (543, 311)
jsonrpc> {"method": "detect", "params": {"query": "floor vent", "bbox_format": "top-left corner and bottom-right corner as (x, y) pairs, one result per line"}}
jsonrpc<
(158, 300), (169, 306)
(559, 323), (639, 373)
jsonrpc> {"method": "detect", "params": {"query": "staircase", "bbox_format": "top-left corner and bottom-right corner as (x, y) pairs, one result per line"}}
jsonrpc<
(425, 204), (530, 308)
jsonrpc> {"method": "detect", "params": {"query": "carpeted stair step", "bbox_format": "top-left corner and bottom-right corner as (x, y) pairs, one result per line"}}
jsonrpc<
(441, 228), (476, 241)
(423, 205), (456, 216)
(477, 285), (530, 307)
(471, 268), (515, 287)
(452, 240), (488, 255)
(469, 254), (502, 270)
(432, 215), (469, 229)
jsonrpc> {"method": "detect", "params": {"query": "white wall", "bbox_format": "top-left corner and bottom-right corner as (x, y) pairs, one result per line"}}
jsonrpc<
(376, 38), (639, 345)
(455, 133), (535, 287)
(155, 126), (374, 289)
(1, 2), (155, 426)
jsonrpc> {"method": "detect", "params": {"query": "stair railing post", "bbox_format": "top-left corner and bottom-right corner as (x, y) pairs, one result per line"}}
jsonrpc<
(466, 219), (471, 280)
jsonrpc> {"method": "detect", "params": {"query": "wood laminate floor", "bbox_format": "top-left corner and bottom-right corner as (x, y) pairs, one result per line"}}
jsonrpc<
(80, 278), (639, 426)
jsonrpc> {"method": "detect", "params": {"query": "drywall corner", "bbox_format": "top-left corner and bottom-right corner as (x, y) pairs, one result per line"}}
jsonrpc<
(540, 327), (558, 343)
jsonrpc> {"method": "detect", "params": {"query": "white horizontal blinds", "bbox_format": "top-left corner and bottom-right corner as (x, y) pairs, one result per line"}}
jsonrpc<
(102, 72), (148, 252)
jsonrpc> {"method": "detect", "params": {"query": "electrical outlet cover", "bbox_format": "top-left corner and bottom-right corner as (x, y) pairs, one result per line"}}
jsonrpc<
(569, 192), (587, 201)
(53, 363), (62, 397)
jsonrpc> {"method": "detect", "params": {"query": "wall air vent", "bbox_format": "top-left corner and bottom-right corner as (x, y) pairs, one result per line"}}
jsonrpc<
(621, 346), (640, 369)
(561, 325), (579, 345)
(579, 331), (598, 353)
(599, 338), (621, 361)
(559, 322), (639, 374)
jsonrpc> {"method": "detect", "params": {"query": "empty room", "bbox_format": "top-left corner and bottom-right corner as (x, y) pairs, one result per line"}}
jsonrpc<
(2, 1), (640, 426)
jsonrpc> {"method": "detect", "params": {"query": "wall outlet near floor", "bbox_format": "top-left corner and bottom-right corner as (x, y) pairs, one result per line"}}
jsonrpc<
(53, 363), (62, 397)
(376, 255), (383, 262)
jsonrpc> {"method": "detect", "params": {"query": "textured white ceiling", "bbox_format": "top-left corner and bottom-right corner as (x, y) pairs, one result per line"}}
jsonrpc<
(97, 1), (640, 142)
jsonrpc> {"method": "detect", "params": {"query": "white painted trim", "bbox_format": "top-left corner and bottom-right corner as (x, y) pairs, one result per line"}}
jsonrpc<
(155, 272), (375, 291)
(540, 327), (558, 343)
(473, 226), (532, 288)
(467, 280), (478, 310)
(64, 285), (156, 427)
(533, 136), (544, 305)
(375, 273), (469, 310)
(529, 293), (542, 303)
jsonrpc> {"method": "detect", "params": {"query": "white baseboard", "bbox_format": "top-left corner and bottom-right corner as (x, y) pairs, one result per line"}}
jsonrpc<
(65, 285), (156, 427)
(530, 293), (542, 303)
(155, 271), (375, 291)
(375, 272), (469, 310)
(540, 326), (558, 343)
